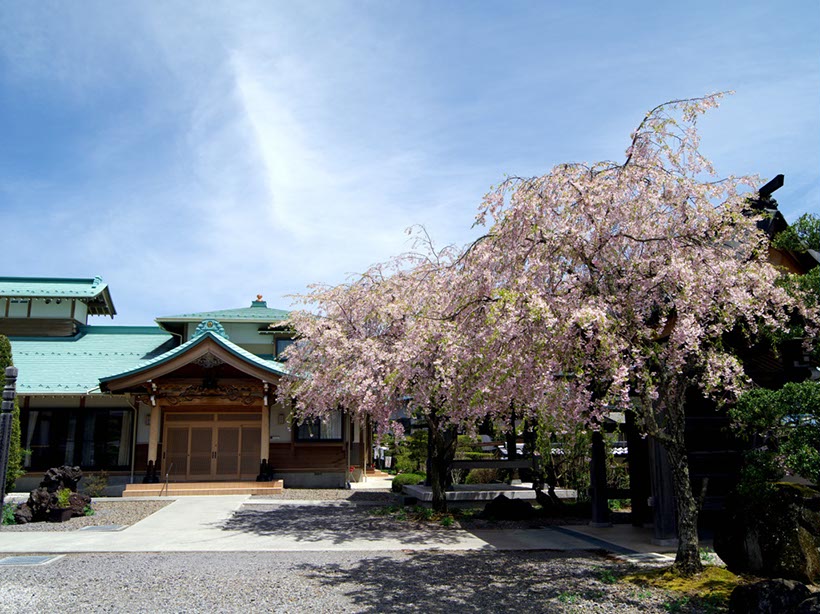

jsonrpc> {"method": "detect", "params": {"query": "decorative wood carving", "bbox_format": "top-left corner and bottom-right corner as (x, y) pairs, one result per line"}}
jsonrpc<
(192, 352), (225, 369)
(137, 381), (261, 406)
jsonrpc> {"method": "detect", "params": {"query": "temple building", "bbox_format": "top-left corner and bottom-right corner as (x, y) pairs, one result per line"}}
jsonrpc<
(2, 277), (372, 494)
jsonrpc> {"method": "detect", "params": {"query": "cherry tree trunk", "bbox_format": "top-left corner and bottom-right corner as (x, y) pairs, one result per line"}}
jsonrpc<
(667, 440), (703, 575)
(427, 414), (457, 513)
(662, 382), (703, 576)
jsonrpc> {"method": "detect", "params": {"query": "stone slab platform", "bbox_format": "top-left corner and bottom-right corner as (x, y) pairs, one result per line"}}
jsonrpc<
(123, 480), (284, 497)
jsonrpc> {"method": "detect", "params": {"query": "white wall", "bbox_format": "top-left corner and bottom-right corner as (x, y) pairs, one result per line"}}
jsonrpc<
(269, 400), (291, 442)
(6, 298), (88, 322)
(182, 321), (275, 355)
(28, 299), (73, 319)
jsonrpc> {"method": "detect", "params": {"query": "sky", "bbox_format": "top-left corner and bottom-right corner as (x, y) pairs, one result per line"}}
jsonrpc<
(1, 1), (818, 325)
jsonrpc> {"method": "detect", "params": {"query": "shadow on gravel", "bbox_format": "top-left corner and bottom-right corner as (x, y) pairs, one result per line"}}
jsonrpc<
(250, 491), (396, 503)
(218, 505), (466, 546)
(297, 550), (688, 613)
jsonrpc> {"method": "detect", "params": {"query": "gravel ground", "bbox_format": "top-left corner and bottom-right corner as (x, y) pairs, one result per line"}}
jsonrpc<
(252, 488), (396, 503)
(1, 501), (171, 532)
(225, 503), (458, 541)
(0, 550), (708, 613)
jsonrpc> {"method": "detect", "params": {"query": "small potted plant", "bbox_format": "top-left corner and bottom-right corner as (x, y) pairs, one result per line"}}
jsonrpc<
(49, 488), (74, 523)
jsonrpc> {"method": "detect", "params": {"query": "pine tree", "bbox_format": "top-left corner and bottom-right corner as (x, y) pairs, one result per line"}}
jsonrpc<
(0, 334), (24, 493)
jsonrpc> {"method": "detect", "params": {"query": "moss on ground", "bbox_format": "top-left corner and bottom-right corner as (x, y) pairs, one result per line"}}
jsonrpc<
(622, 565), (747, 609)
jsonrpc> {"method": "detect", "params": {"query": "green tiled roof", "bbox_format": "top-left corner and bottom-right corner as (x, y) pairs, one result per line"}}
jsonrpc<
(156, 299), (289, 323)
(0, 276), (116, 316)
(99, 329), (288, 386)
(9, 326), (174, 394)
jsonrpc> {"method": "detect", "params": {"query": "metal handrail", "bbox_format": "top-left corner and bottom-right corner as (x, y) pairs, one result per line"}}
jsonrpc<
(159, 463), (174, 497)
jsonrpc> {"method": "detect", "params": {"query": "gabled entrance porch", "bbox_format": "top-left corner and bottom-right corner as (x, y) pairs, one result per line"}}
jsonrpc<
(99, 324), (287, 484)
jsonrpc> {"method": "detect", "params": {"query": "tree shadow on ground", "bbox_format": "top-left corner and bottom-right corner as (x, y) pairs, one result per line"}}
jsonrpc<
(296, 550), (702, 613)
(218, 504), (466, 545)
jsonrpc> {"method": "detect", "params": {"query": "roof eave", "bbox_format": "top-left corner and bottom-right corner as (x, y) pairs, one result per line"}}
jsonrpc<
(100, 331), (286, 393)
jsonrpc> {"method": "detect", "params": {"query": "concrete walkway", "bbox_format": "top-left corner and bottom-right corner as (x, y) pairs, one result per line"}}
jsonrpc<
(0, 495), (670, 557)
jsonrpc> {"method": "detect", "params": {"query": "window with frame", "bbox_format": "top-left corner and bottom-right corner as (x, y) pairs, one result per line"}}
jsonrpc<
(295, 411), (342, 441)
(275, 338), (295, 360)
(21, 407), (133, 471)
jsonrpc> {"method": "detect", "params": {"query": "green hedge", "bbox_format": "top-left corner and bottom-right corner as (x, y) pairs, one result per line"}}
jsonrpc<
(391, 473), (426, 493)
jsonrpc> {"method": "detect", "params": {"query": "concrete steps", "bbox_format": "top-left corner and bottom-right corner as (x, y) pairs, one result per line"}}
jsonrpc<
(123, 480), (284, 497)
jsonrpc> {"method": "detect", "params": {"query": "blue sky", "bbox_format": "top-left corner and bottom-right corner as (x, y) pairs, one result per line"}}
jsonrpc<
(2, 2), (818, 325)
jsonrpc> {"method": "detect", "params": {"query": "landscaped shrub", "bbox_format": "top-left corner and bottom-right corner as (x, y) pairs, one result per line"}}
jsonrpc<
(391, 430), (428, 474)
(731, 381), (820, 489)
(2, 502), (16, 525)
(465, 468), (499, 484)
(81, 471), (109, 498)
(391, 473), (425, 493)
(55, 487), (72, 508)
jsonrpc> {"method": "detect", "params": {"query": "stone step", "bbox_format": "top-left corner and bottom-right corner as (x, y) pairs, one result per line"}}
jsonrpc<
(122, 480), (284, 497)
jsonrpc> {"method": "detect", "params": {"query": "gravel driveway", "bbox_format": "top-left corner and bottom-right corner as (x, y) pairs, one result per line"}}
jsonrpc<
(0, 550), (700, 613)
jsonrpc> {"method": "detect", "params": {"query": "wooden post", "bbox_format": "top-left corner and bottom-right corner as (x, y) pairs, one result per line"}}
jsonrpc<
(260, 402), (270, 463)
(589, 430), (611, 527)
(144, 401), (161, 483)
(625, 410), (651, 527)
(257, 395), (271, 481)
(648, 437), (677, 545)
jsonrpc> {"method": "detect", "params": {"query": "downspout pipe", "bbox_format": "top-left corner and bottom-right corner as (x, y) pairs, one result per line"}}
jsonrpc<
(346, 412), (352, 489)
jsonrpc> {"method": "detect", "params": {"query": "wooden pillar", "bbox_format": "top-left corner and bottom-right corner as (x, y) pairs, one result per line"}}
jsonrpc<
(589, 430), (611, 527)
(260, 402), (270, 461)
(144, 401), (161, 483)
(625, 411), (651, 527)
(257, 397), (272, 481)
(648, 437), (677, 545)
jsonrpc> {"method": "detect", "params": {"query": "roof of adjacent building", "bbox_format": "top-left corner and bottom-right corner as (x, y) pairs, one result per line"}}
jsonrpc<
(0, 276), (116, 316)
(9, 326), (174, 394)
(155, 298), (289, 324)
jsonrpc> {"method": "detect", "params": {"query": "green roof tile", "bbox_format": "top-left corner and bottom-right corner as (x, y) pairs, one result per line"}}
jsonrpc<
(156, 299), (289, 323)
(9, 325), (174, 394)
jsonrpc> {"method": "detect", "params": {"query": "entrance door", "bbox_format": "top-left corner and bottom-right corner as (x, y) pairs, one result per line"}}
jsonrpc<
(165, 427), (189, 481)
(189, 427), (214, 479)
(163, 413), (262, 481)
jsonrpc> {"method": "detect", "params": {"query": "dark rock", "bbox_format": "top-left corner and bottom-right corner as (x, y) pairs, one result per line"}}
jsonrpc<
(28, 488), (52, 518)
(12, 503), (32, 524)
(67, 492), (91, 517)
(728, 579), (812, 614)
(715, 483), (820, 583)
(13, 466), (90, 524)
(40, 465), (83, 493)
(795, 595), (820, 614)
(481, 494), (535, 520)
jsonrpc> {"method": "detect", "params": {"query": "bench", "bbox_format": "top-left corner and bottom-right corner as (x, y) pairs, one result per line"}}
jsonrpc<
(449, 459), (534, 470)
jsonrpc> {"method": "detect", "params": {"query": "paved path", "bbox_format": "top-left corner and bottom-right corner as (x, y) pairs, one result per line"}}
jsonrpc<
(0, 496), (614, 554)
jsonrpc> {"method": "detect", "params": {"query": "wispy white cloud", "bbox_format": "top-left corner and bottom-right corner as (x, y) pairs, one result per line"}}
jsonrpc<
(1, 1), (817, 324)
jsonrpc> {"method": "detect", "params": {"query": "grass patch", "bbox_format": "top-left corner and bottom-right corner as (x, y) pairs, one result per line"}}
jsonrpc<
(623, 565), (745, 610)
